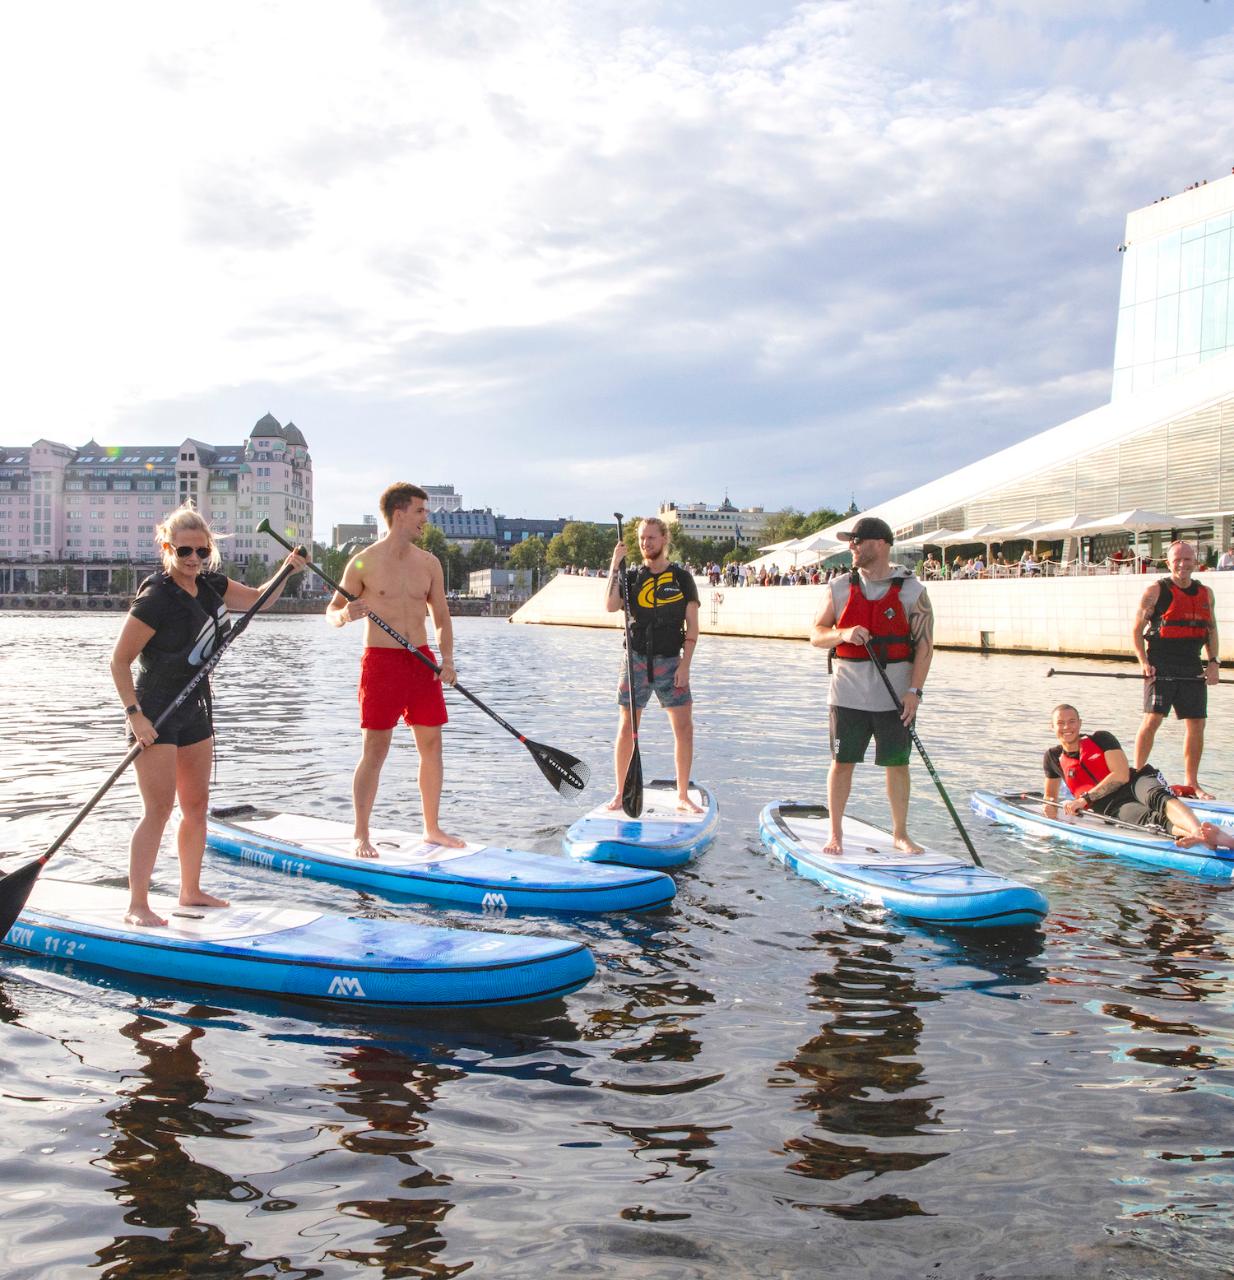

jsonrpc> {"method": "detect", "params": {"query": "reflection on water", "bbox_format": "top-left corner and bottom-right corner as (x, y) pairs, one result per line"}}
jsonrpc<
(1, 614), (1233, 1278)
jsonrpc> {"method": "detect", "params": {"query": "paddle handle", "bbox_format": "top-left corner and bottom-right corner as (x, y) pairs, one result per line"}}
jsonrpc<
(861, 641), (984, 867)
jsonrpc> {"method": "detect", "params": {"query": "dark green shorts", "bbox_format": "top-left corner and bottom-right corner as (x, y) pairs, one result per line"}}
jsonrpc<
(830, 704), (911, 767)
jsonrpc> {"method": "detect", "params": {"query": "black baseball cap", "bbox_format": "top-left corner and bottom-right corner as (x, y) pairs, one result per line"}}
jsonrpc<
(836, 516), (894, 544)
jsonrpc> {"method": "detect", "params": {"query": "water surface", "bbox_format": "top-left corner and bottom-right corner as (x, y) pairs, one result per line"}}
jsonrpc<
(0, 613), (1231, 1278)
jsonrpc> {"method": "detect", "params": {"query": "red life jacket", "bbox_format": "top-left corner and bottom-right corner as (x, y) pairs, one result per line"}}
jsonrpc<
(834, 573), (912, 662)
(1149, 578), (1211, 641)
(1058, 735), (1112, 797)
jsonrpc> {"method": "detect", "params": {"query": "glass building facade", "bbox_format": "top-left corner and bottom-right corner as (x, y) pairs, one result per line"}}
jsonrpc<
(1113, 180), (1234, 399)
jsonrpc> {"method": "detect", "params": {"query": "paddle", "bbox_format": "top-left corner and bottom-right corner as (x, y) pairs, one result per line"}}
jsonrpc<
(1046, 666), (1233, 685)
(862, 641), (984, 867)
(613, 514), (643, 818)
(256, 520), (589, 796)
(0, 556), (303, 940)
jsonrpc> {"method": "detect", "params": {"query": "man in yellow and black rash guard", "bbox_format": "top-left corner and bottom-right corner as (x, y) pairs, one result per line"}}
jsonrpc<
(604, 516), (702, 813)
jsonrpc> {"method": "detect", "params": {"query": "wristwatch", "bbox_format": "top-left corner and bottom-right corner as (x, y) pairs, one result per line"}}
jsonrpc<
(125, 704), (141, 717)
(907, 687), (924, 699)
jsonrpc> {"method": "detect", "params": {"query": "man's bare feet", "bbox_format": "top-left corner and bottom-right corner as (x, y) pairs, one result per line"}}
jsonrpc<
(354, 835), (379, 859)
(425, 828), (467, 849)
(1191, 784), (1216, 801)
(892, 835), (924, 854)
(677, 796), (704, 815)
(180, 891), (229, 908)
(1176, 822), (1234, 850)
(125, 906), (168, 928)
(822, 831), (843, 855)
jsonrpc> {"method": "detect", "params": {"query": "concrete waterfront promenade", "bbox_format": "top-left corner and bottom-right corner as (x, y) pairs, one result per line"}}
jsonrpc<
(511, 571), (1234, 662)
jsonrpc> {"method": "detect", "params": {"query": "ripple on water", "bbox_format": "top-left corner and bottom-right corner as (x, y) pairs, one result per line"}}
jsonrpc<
(0, 615), (1232, 1278)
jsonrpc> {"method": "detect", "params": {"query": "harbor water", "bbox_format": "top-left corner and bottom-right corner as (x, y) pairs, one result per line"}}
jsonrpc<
(0, 613), (1231, 1278)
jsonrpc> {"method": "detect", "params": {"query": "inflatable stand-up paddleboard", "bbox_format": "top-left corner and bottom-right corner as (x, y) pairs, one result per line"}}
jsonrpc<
(207, 807), (674, 914)
(563, 780), (718, 869)
(1, 879), (596, 1008)
(971, 789), (1234, 880)
(758, 801), (1047, 929)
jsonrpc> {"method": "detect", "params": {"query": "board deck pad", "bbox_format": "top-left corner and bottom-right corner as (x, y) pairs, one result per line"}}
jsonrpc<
(563, 780), (719, 869)
(972, 789), (1234, 881)
(3, 879), (597, 1008)
(759, 801), (1048, 929)
(206, 807), (675, 914)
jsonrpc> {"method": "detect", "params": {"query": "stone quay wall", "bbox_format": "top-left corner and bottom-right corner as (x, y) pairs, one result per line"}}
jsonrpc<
(509, 572), (1234, 663)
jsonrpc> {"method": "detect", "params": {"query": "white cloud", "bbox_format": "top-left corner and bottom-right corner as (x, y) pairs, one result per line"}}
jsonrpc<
(2, 0), (1232, 531)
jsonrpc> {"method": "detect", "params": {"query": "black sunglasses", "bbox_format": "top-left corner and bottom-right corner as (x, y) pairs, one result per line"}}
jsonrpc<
(174, 545), (211, 559)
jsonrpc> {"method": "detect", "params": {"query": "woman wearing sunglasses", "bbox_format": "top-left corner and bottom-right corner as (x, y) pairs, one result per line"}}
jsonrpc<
(110, 503), (305, 926)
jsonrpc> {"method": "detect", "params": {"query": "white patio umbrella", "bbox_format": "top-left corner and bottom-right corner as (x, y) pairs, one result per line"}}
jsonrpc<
(757, 537), (800, 553)
(1072, 508), (1178, 535)
(1072, 507), (1181, 566)
(895, 527), (964, 548)
(1019, 513), (1102, 537)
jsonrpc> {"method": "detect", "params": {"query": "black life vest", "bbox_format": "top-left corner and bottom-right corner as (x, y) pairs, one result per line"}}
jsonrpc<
(133, 572), (231, 709)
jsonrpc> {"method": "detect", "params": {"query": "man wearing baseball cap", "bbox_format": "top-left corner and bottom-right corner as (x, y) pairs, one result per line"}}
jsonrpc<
(810, 515), (935, 854)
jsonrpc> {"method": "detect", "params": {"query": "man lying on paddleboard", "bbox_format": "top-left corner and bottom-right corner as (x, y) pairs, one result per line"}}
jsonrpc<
(1044, 703), (1234, 850)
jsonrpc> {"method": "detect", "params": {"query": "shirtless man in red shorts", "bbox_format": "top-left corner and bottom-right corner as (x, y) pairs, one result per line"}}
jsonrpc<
(327, 482), (465, 855)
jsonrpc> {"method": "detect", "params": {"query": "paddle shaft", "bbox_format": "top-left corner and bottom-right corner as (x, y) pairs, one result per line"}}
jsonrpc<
(259, 522), (532, 744)
(1046, 666), (1233, 685)
(861, 641), (984, 867)
(30, 558), (302, 870)
(614, 514), (644, 815)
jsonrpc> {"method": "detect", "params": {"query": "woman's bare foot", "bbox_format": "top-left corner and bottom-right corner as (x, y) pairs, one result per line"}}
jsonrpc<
(125, 906), (168, 928)
(822, 831), (843, 855)
(603, 795), (625, 811)
(677, 797), (704, 815)
(354, 835), (379, 859)
(425, 828), (467, 849)
(892, 835), (924, 854)
(1191, 784), (1216, 801)
(181, 891), (229, 909)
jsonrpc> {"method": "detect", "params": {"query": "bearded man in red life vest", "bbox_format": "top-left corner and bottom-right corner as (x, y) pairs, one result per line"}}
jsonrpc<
(1044, 704), (1234, 849)
(1132, 540), (1221, 799)
(810, 516), (934, 855)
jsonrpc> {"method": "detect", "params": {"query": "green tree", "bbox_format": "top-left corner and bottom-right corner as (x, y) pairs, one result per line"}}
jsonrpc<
(244, 555), (265, 586)
(467, 539), (498, 570)
(445, 542), (468, 593)
(417, 524), (451, 587)
(508, 536), (547, 569)
(546, 521), (618, 571)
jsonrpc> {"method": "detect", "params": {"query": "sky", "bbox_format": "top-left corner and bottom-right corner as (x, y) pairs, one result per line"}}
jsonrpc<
(3, 0), (1233, 539)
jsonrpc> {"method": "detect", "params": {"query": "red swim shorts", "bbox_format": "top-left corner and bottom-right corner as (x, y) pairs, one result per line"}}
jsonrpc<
(358, 646), (448, 730)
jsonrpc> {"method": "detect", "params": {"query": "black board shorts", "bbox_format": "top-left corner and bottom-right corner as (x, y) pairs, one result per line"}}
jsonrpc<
(127, 691), (213, 749)
(830, 704), (911, 767)
(1144, 673), (1206, 720)
(1092, 766), (1173, 831)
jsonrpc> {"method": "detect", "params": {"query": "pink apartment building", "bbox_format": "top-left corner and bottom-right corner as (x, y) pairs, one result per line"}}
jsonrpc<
(0, 413), (313, 574)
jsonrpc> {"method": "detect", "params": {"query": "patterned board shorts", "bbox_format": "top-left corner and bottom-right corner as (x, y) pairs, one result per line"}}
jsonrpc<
(616, 652), (692, 710)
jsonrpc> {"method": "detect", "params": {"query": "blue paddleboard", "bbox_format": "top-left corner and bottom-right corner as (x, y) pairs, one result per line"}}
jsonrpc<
(759, 801), (1047, 929)
(563, 780), (718, 869)
(1, 879), (596, 1008)
(207, 807), (674, 914)
(971, 789), (1234, 880)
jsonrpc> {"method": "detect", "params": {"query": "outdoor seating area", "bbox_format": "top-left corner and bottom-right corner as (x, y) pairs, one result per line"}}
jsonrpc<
(907, 507), (1218, 582)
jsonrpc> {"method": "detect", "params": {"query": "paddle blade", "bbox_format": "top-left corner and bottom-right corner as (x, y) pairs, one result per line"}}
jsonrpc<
(0, 856), (46, 939)
(528, 740), (591, 795)
(621, 747), (644, 818)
